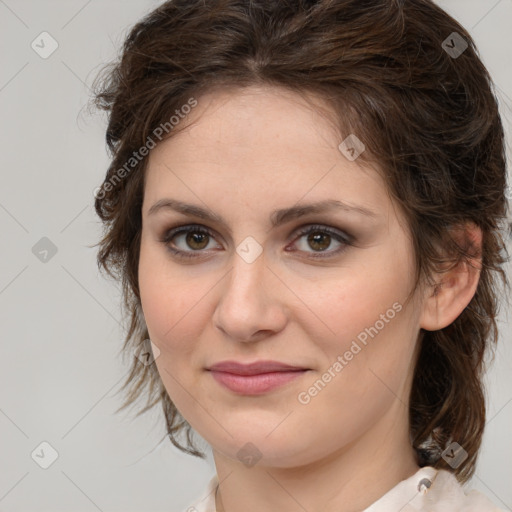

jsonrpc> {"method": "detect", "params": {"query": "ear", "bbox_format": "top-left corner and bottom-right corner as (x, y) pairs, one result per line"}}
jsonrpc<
(420, 222), (483, 331)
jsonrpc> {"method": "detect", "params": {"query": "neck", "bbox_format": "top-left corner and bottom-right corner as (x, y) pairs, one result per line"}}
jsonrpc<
(213, 409), (419, 512)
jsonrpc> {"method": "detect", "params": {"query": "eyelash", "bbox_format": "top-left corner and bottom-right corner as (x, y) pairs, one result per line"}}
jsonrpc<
(159, 223), (354, 260)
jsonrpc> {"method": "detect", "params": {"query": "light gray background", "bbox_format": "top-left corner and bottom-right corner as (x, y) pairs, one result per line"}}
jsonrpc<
(0, 1), (511, 511)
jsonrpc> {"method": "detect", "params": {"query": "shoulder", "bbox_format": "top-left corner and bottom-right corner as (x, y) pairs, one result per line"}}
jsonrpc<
(178, 469), (505, 512)
(363, 466), (504, 512)
(424, 469), (504, 512)
(179, 474), (218, 512)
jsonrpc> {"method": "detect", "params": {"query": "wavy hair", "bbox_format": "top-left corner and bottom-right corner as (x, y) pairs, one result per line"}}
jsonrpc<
(91, 0), (510, 482)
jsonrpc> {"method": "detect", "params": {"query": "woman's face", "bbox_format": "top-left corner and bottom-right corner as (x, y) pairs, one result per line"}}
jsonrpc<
(138, 85), (424, 468)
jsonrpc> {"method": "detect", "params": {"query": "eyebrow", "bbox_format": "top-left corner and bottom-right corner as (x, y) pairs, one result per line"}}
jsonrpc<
(147, 198), (378, 228)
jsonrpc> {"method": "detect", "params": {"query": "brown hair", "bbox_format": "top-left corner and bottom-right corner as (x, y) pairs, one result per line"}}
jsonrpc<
(92, 0), (510, 482)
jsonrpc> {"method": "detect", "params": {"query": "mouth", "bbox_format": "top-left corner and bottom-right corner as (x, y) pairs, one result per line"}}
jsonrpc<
(206, 360), (310, 395)
(207, 360), (309, 374)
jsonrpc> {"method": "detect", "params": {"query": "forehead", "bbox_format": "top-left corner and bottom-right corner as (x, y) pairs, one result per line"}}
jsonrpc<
(144, 85), (392, 220)
(160, 85), (346, 158)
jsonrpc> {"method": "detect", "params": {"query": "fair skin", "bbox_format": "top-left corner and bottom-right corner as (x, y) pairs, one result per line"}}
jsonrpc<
(138, 85), (481, 512)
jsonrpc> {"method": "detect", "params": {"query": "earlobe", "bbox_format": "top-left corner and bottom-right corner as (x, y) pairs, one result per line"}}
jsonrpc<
(420, 223), (482, 332)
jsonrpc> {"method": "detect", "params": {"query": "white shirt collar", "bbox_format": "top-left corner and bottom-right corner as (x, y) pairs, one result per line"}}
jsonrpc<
(183, 466), (503, 512)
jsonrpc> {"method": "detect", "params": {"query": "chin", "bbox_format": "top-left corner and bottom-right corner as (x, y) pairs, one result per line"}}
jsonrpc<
(206, 427), (313, 468)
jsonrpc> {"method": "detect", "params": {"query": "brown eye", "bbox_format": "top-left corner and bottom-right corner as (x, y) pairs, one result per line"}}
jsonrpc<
(161, 225), (219, 259)
(160, 223), (353, 261)
(306, 231), (332, 252)
(288, 224), (352, 258)
(184, 231), (209, 250)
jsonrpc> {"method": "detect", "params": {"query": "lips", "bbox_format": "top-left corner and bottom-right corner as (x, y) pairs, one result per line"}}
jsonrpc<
(207, 360), (308, 375)
(206, 360), (309, 395)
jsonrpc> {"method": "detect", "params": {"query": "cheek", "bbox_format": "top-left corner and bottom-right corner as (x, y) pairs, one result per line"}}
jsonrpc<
(286, 252), (412, 346)
(139, 244), (190, 348)
(292, 243), (417, 401)
(294, 309), (417, 457)
(306, 307), (417, 440)
(138, 252), (206, 415)
(138, 251), (168, 339)
(138, 239), (173, 320)
(138, 243), (220, 368)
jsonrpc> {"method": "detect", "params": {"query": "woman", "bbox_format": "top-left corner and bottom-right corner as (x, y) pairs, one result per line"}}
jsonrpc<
(92, 0), (510, 510)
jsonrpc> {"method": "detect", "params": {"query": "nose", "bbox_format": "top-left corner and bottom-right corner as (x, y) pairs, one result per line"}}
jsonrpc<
(212, 251), (288, 343)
